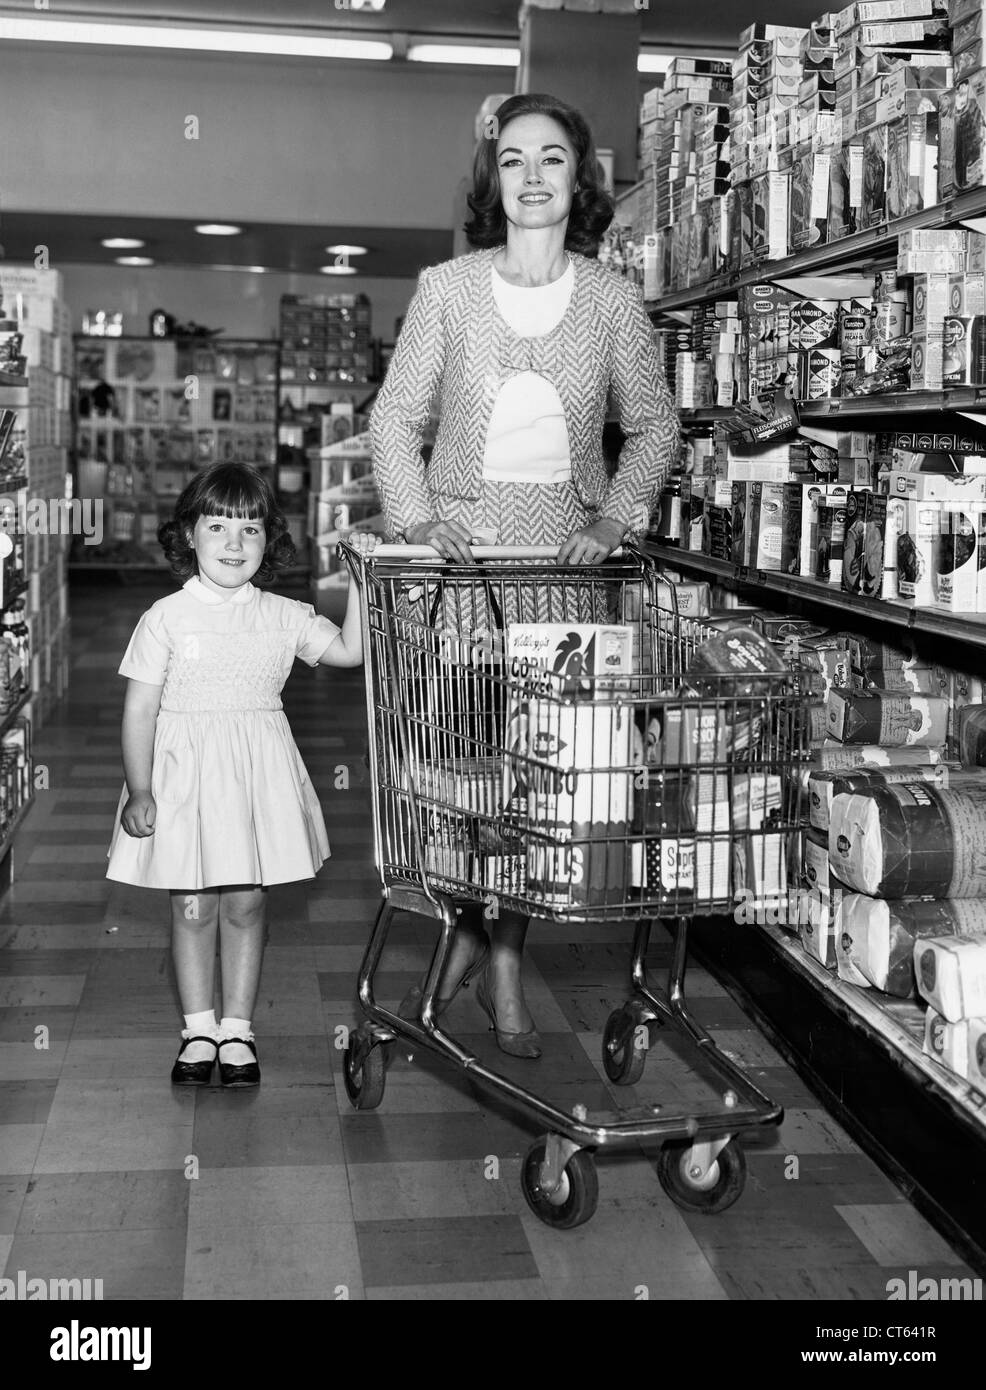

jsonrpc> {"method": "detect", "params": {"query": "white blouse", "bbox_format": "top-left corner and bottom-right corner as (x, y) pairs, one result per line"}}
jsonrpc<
(483, 259), (574, 484)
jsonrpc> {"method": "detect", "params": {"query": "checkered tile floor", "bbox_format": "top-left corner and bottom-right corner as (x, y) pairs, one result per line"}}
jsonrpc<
(0, 579), (975, 1299)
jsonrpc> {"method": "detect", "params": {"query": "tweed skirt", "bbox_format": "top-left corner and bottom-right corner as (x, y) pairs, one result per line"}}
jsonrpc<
(431, 479), (608, 628)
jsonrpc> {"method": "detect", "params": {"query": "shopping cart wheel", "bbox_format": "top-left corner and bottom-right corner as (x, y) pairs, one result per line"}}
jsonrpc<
(521, 1138), (598, 1229)
(602, 1009), (649, 1086)
(342, 1039), (386, 1111)
(656, 1138), (746, 1215)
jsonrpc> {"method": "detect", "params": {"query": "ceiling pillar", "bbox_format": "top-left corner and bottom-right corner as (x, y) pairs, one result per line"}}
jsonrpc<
(516, 0), (643, 184)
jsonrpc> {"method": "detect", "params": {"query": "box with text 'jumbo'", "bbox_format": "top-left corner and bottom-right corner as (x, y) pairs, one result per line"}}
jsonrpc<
(503, 627), (635, 908)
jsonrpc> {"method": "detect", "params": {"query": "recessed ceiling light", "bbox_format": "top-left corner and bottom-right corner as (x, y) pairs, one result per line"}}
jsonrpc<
(195, 223), (242, 236)
(102, 237), (145, 250)
(320, 264), (358, 276)
(115, 256), (154, 267)
(325, 244), (369, 256)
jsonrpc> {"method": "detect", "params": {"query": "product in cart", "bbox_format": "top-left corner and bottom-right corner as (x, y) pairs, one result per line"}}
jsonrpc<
(503, 625), (635, 909)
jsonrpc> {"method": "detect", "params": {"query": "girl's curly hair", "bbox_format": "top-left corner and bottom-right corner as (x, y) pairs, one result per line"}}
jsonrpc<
(464, 93), (615, 257)
(158, 463), (295, 583)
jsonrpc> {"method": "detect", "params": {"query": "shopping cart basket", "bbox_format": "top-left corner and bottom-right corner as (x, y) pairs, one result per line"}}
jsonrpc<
(340, 541), (809, 1228)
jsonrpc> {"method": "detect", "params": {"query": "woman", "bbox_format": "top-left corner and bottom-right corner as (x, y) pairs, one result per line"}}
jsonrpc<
(371, 92), (678, 1058)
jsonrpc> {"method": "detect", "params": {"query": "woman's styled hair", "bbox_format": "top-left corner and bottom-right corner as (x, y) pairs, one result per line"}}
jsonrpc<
(464, 93), (615, 256)
(158, 462), (295, 582)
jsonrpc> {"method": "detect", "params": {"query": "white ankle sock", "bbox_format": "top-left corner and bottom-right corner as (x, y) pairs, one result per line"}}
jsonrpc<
(219, 1016), (255, 1065)
(180, 1010), (219, 1062)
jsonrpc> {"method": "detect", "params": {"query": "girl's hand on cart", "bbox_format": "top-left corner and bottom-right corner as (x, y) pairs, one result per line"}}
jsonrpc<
(347, 530), (382, 556)
(404, 520), (475, 563)
(557, 517), (625, 566)
(121, 791), (156, 838)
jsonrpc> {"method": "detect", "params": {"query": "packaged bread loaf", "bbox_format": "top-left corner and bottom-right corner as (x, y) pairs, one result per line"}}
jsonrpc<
(808, 763), (949, 832)
(966, 1018), (986, 1088)
(839, 896), (986, 997)
(923, 1008), (971, 1078)
(795, 744), (945, 795)
(830, 782), (986, 898)
(914, 935), (986, 1021)
(799, 896), (841, 968)
(825, 689), (949, 747)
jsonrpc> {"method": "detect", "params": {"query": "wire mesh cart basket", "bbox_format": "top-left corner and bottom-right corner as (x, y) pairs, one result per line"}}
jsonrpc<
(341, 541), (809, 1228)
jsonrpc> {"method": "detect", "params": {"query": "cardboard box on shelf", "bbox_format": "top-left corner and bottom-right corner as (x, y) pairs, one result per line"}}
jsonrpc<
(939, 71), (986, 198)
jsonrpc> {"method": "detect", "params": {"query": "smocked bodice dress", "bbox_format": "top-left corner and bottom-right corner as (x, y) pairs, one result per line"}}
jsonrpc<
(106, 576), (341, 890)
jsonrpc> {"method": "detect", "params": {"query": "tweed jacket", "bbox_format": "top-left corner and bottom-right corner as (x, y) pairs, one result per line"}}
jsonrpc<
(369, 247), (680, 541)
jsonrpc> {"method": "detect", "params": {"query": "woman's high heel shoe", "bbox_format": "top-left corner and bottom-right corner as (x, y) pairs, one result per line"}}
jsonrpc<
(397, 938), (491, 1023)
(475, 967), (542, 1060)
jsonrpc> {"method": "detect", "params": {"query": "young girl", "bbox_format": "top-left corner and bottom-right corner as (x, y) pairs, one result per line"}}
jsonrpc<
(106, 462), (377, 1088)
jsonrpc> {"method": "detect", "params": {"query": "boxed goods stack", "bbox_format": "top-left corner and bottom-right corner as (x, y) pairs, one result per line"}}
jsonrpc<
(730, 24), (807, 268)
(279, 294), (372, 387)
(785, 22), (843, 252)
(835, 1), (951, 230)
(639, 60), (734, 292)
(940, 0), (986, 197)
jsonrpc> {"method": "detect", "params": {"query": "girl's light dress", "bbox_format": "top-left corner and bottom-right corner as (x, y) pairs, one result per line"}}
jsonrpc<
(106, 576), (340, 890)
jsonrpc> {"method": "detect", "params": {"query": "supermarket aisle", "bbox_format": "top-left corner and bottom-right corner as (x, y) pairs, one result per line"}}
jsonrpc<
(0, 578), (977, 1301)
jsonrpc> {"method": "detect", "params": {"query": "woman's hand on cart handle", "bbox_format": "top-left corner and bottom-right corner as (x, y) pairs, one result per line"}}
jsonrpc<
(403, 519), (475, 564)
(557, 517), (625, 566)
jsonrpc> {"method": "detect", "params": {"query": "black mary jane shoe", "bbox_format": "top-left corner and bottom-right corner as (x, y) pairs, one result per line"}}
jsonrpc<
(170, 1034), (219, 1087)
(217, 1037), (261, 1089)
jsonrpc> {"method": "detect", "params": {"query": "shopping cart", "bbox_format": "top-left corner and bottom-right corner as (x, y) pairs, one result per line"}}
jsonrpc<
(340, 541), (809, 1228)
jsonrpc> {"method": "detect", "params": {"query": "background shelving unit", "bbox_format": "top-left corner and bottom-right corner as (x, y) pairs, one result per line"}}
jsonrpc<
(69, 335), (281, 574)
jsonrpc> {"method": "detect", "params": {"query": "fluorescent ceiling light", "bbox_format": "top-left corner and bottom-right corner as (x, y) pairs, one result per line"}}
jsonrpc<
(408, 44), (518, 67)
(195, 224), (241, 236)
(101, 237), (145, 249)
(320, 264), (358, 276)
(0, 18), (393, 60)
(115, 256), (154, 266)
(325, 244), (369, 256)
(212, 264), (267, 273)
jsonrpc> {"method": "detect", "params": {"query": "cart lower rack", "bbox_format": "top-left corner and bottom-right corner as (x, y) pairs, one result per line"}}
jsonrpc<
(341, 542), (808, 1228)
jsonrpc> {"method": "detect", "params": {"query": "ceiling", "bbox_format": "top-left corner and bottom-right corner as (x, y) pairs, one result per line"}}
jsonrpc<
(0, 0), (829, 51)
(0, 0), (830, 280)
(0, 212), (453, 279)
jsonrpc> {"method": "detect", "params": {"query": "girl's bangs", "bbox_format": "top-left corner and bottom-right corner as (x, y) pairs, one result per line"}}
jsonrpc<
(198, 479), (268, 521)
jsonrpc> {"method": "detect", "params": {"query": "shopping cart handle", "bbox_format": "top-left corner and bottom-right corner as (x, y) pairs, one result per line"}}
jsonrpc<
(348, 544), (626, 560)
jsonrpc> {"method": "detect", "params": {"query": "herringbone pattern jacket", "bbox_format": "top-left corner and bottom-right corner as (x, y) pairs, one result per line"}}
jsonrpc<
(370, 247), (679, 541)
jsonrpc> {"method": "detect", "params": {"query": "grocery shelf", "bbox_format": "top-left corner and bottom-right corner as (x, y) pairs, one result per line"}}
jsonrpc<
(0, 794), (35, 881)
(0, 688), (32, 742)
(688, 915), (986, 1273)
(646, 185), (986, 317)
(679, 389), (986, 427)
(645, 540), (986, 647)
